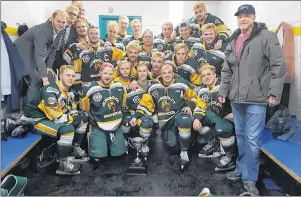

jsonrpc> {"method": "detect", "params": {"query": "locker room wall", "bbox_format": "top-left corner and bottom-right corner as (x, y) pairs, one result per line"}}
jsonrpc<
(217, 1), (301, 119)
(1, 1), (172, 35)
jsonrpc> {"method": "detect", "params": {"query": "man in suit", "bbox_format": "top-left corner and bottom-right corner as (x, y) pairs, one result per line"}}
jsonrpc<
(52, 5), (79, 72)
(14, 9), (68, 104)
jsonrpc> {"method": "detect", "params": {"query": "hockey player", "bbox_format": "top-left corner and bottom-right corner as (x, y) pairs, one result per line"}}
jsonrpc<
(79, 62), (127, 162)
(193, 64), (237, 171)
(140, 29), (153, 57)
(114, 41), (151, 90)
(165, 43), (202, 86)
(122, 62), (154, 159)
(153, 21), (175, 57)
(74, 26), (126, 85)
(172, 2), (231, 50)
(114, 60), (131, 87)
(63, 18), (89, 101)
(117, 15), (129, 39)
(123, 19), (143, 47)
(173, 21), (202, 51)
(103, 21), (125, 51)
(134, 62), (206, 170)
(148, 51), (165, 82)
(20, 65), (89, 175)
(189, 23), (227, 76)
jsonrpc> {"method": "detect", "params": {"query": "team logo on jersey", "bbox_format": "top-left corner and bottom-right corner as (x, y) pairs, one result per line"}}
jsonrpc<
(193, 49), (198, 57)
(46, 87), (59, 94)
(157, 44), (164, 51)
(108, 100), (117, 112)
(133, 96), (141, 104)
(201, 94), (210, 102)
(47, 96), (57, 105)
(83, 55), (90, 63)
(161, 99), (171, 112)
(93, 92), (102, 102)
(152, 90), (159, 99)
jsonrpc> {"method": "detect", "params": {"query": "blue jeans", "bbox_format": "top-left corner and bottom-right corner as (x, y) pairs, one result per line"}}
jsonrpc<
(231, 103), (266, 182)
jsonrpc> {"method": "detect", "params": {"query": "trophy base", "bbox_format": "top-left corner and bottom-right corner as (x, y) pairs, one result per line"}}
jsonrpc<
(127, 161), (147, 175)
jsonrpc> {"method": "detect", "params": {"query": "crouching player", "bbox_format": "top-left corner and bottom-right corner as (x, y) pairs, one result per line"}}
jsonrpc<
(21, 65), (89, 175)
(193, 64), (237, 171)
(133, 63), (206, 170)
(79, 63), (127, 163)
(122, 62), (154, 160)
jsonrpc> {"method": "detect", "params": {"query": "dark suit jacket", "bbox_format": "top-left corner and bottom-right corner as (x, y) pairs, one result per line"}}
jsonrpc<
(14, 20), (62, 78)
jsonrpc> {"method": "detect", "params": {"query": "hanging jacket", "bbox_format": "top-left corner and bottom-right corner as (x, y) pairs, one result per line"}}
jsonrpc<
(275, 22), (295, 83)
(1, 29), (24, 112)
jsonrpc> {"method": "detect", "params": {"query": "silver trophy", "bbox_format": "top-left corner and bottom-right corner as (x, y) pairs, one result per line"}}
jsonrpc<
(127, 137), (148, 175)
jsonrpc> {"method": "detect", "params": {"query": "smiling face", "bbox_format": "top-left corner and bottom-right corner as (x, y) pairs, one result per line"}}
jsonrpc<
(118, 62), (131, 79)
(137, 64), (148, 81)
(60, 68), (75, 88)
(127, 48), (139, 63)
(99, 67), (114, 86)
(194, 7), (206, 22)
(151, 56), (164, 72)
(118, 17), (129, 32)
(237, 13), (255, 32)
(88, 28), (100, 44)
(201, 68), (216, 87)
(107, 26), (118, 41)
(52, 14), (67, 32)
(161, 64), (174, 85)
(75, 21), (87, 37)
(202, 28), (216, 44)
(179, 26), (191, 40)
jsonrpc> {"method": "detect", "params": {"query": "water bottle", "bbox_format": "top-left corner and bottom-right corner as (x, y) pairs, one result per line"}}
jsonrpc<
(277, 117), (285, 133)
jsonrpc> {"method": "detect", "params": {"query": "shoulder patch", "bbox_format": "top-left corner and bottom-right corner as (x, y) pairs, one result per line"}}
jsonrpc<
(47, 95), (57, 105)
(46, 87), (59, 94)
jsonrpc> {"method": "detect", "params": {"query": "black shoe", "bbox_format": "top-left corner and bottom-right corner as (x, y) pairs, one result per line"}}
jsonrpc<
(243, 181), (259, 196)
(225, 170), (241, 181)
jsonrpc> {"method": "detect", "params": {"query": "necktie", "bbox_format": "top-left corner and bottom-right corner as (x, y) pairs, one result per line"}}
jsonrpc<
(61, 27), (67, 52)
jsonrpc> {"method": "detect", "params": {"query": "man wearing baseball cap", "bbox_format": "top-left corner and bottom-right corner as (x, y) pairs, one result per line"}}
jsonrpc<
(218, 4), (287, 195)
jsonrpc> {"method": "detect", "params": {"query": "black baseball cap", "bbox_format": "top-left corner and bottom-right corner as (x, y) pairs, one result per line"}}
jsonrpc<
(234, 4), (256, 16)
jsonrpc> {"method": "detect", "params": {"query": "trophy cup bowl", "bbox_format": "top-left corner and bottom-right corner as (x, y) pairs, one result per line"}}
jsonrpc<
(127, 137), (147, 175)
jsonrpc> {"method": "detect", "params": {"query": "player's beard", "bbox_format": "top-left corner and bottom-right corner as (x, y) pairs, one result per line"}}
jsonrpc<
(100, 76), (112, 87)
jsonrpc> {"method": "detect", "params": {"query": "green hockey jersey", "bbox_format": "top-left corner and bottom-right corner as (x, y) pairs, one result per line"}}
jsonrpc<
(195, 78), (231, 117)
(175, 13), (232, 41)
(189, 41), (226, 76)
(166, 53), (202, 86)
(79, 81), (127, 131)
(23, 82), (77, 123)
(134, 77), (206, 129)
(126, 81), (152, 113)
(153, 37), (174, 57)
(74, 45), (126, 83)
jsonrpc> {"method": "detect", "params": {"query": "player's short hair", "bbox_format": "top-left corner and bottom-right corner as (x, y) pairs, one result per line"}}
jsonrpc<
(60, 65), (75, 74)
(201, 23), (217, 34)
(199, 63), (216, 74)
(66, 5), (79, 14)
(99, 62), (114, 72)
(107, 21), (119, 32)
(193, 2), (206, 11)
(118, 15), (129, 23)
(126, 41), (142, 52)
(162, 21), (173, 29)
(88, 25), (99, 32)
(162, 61), (174, 71)
(173, 43), (188, 54)
(142, 29), (153, 38)
(50, 9), (69, 22)
(74, 18), (88, 27)
(72, 1), (84, 8)
(151, 51), (165, 61)
(136, 61), (149, 71)
(130, 19), (141, 27)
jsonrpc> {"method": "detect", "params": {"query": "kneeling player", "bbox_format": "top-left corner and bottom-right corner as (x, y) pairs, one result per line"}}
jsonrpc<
(21, 65), (89, 175)
(80, 63), (127, 163)
(122, 62), (154, 160)
(134, 63), (206, 170)
(193, 64), (237, 171)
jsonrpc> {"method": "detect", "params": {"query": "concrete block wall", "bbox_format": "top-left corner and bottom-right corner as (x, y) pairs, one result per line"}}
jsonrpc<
(217, 1), (301, 119)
